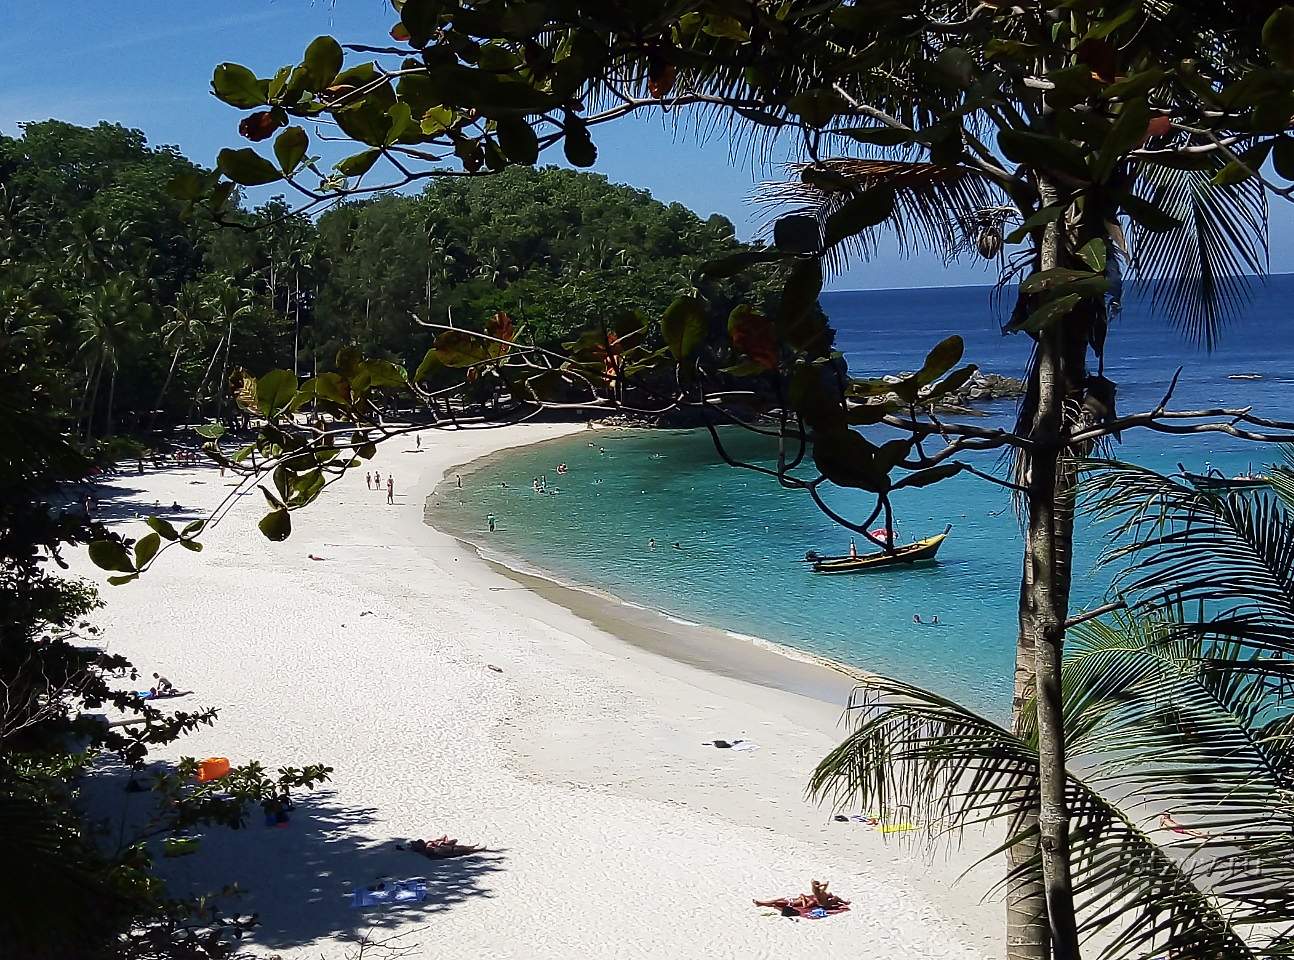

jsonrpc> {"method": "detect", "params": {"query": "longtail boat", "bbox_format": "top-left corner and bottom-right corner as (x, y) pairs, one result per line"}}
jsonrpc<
(1177, 463), (1269, 492)
(811, 525), (952, 575)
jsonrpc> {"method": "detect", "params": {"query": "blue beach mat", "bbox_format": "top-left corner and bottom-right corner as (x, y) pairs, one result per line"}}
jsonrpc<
(350, 880), (428, 908)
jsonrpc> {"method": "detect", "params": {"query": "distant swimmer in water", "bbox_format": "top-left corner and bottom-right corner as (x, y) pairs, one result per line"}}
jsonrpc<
(599, 447), (606, 455)
(931, 615), (940, 625)
(913, 614), (923, 625)
(648, 538), (656, 549)
(672, 542), (682, 550)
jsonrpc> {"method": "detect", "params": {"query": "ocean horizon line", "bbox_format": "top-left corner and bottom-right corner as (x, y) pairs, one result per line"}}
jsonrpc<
(822, 270), (1294, 297)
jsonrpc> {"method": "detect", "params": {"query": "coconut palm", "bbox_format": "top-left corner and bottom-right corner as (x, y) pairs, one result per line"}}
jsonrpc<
(76, 277), (150, 440)
(206, 281), (255, 422)
(811, 461), (1294, 959)
(147, 283), (210, 432)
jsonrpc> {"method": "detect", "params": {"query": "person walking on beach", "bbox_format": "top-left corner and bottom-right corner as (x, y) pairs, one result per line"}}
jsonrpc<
(386, 476), (394, 504)
(416, 435), (421, 450)
(366, 471), (372, 490)
(374, 471), (382, 490)
(456, 474), (462, 488)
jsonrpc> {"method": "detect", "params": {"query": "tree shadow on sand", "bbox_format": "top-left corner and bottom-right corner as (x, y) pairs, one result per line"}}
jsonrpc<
(86, 767), (506, 952)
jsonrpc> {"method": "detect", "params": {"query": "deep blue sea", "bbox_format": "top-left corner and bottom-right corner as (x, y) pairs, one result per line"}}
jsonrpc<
(429, 278), (1294, 717)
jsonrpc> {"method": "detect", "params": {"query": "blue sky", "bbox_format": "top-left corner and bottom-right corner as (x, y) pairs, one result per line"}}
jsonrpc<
(2, 1), (1291, 289)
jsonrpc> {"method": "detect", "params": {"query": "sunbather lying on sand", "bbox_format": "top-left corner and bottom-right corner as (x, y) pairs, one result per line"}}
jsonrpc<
(401, 835), (484, 859)
(754, 879), (850, 914)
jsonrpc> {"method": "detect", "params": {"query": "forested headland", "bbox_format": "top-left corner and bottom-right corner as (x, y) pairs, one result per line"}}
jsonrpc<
(1, 119), (779, 442)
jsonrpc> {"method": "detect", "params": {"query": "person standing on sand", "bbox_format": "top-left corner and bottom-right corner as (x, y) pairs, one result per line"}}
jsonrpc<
(366, 471), (372, 490)
(456, 474), (462, 488)
(375, 471), (382, 490)
(387, 476), (394, 504)
(416, 435), (421, 450)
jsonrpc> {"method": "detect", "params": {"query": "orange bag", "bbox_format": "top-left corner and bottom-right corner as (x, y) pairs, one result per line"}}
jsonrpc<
(196, 757), (231, 782)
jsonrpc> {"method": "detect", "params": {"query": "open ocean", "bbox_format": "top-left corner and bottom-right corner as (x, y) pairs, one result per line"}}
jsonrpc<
(428, 278), (1294, 717)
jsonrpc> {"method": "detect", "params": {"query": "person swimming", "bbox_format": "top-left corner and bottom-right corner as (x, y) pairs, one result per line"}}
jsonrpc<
(913, 614), (923, 625)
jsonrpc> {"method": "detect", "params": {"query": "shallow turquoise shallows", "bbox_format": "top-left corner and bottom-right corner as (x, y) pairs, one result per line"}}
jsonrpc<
(429, 279), (1294, 718)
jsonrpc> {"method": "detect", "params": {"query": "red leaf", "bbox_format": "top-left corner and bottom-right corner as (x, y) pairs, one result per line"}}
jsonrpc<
(238, 111), (281, 142)
(648, 60), (676, 99)
(1144, 115), (1173, 140)
(390, 22), (411, 42)
(728, 306), (778, 370)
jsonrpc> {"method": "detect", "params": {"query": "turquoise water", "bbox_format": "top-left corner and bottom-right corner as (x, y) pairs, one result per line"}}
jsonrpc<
(429, 280), (1294, 718)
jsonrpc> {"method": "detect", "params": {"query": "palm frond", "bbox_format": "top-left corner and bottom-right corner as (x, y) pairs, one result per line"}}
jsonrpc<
(1080, 461), (1294, 657)
(1127, 159), (1268, 350)
(809, 672), (1269, 960)
(755, 158), (1006, 276)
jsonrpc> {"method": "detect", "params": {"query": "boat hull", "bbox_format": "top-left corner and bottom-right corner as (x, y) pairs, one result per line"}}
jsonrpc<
(812, 531), (949, 574)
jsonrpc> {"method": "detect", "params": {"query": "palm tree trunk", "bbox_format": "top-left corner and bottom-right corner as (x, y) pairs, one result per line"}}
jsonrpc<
(147, 344), (183, 433)
(104, 365), (117, 438)
(293, 269), (301, 376)
(1006, 176), (1082, 960)
(218, 315), (234, 421)
(187, 335), (225, 427)
(83, 354), (104, 442)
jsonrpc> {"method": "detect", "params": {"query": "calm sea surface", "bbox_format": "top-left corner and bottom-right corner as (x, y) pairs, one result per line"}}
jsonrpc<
(428, 278), (1294, 717)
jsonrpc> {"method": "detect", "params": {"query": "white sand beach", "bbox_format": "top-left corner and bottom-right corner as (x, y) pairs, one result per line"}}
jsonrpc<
(70, 422), (998, 959)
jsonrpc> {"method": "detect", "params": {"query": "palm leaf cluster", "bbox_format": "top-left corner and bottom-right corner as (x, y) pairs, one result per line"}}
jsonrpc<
(810, 460), (1294, 959)
(756, 158), (1005, 274)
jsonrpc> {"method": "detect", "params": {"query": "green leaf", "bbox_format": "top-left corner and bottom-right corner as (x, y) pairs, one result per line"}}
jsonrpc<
(179, 539), (203, 553)
(697, 249), (783, 280)
(89, 540), (135, 574)
(354, 359), (407, 392)
(773, 214), (821, 254)
(256, 369), (298, 418)
(134, 532), (161, 568)
(313, 371), (351, 404)
(386, 101), (414, 143)
(1213, 140), (1274, 186)
(914, 336), (964, 386)
(108, 574), (139, 585)
(420, 106), (456, 135)
(777, 258), (827, 355)
(840, 126), (914, 147)
(1274, 136), (1294, 181)
(1091, 98), (1150, 183)
(823, 186), (896, 248)
(812, 428), (891, 493)
(563, 115), (597, 167)
(892, 463), (963, 490)
(1077, 238), (1107, 272)
(1005, 204), (1066, 245)
(413, 348), (443, 383)
(1263, 6), (1294, 69)
(181, 520), (206, 538)
(400, 0), (440, 48)
(216, 148), (282, 187)
(434, 329), (491, 367)
(702, 14), (748, 40)
(302, 36), (344, 90)
(194, 422), (225, 440)
(788, 89), (841, 128)
(1020, 267), (1102, 295)
(496, 115), (539, 164)
(1020, 292), (1082, 333)
(211, 63), (267, 108)
(998, 129), (1089, 181)
(259, 508), (292, 542)
(273, 127), (308, 175)
(661, 296), (708, 361)
(336, 148), (381, 177)
(1119, 191), (1184, 232)
(145, 516), (179, 541)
